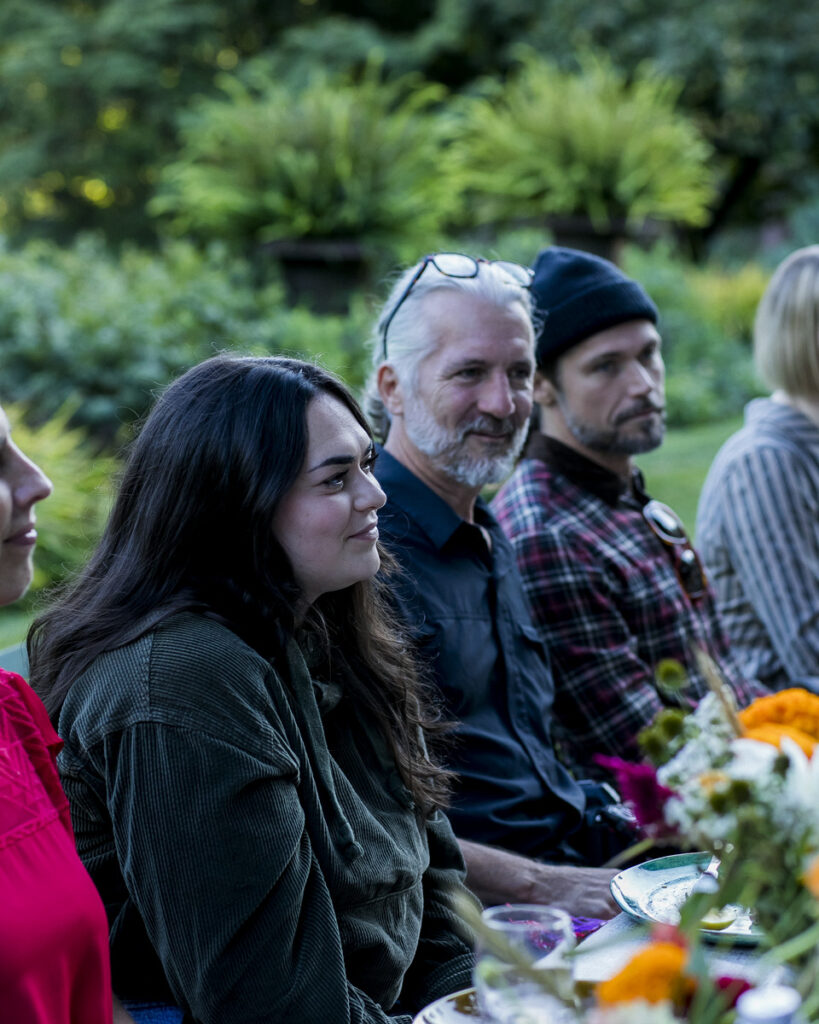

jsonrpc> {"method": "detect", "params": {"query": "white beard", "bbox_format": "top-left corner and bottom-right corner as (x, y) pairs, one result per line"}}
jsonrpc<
(402, 390), (528, 488)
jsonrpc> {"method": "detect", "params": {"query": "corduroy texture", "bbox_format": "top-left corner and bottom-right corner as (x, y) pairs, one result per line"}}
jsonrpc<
(531, 246), (658, 365)
(56, 612), (474, 1024)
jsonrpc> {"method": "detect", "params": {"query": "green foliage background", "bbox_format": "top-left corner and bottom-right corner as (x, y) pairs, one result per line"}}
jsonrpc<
(0, 235), (374, 442)
(1, 0), (816, 244)
(0, 0), (812, 620)
(151, 65), (457, 251)
(450, 52), (716, 230)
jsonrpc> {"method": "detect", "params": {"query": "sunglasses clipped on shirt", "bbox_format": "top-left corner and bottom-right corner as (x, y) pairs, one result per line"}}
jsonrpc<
(642, 499), (708, 602)
(379, 252), (533, 359)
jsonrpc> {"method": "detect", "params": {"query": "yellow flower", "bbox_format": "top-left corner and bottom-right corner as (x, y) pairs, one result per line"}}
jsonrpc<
(803, 854), (819, 900)
(739, 689), (819, 756)
(743, 723), (816, 757)
(697, 770), (729, 794)
(596, 943), (694, 1007)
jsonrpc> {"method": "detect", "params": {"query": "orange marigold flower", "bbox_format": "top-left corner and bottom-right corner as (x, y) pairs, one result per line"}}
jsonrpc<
(743, 722), (816, 757)
(803, 855), (819, 901)
(596, 942), (694, 1007)
(740, 689), (819, 736)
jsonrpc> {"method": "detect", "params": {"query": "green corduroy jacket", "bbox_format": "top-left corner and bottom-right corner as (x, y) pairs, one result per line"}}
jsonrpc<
(57, 612), (474, 1024)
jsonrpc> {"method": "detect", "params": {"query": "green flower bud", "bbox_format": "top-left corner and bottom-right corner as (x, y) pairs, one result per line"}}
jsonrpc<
(655, 659), (688, 693)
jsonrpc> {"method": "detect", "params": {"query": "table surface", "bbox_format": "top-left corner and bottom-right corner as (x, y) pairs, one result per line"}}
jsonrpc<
(573, 912), (788, 985)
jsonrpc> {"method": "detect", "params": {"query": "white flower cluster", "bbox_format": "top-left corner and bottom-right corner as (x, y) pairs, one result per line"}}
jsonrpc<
(655, 693), (819, 851)
(586, 1001), (678, 1024)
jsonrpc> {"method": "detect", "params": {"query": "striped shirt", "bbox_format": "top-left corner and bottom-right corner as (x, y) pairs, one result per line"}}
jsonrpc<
(697, 397), (819, 691)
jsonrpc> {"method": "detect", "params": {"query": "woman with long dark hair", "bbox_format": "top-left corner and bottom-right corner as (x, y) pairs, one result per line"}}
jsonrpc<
(30, 355), (473, 1024)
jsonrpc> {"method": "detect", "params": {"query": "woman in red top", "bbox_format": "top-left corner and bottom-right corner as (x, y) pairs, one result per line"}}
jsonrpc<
(0, 402), (131, 1023)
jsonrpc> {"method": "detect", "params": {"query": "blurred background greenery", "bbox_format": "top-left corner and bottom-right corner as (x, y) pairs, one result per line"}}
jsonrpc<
(1, 0), (817, 640)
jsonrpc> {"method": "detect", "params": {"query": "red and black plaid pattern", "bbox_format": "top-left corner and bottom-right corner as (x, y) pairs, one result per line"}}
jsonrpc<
(492, 457), (765, 777)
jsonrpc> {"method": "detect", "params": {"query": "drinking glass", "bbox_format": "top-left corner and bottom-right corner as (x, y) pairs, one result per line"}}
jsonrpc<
(474, 904), (577, 1024)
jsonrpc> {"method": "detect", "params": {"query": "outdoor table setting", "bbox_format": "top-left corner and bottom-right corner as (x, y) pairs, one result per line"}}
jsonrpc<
(414, 664), (819, 1023)
(413, 890), (795, 1024)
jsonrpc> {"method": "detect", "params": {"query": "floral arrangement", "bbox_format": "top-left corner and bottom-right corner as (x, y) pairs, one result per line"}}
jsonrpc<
(453, 659), (819, 1023)
(456, 894), (753, 1024)
(598, 656), (819, 1021)
(588, 924), (750, 1024)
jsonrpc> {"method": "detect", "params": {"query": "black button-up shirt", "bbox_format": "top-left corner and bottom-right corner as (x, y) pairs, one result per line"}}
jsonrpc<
(376, 449), (585, 858)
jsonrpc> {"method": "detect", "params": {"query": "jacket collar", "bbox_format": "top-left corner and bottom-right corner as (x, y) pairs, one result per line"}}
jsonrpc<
(523, 432), (647, 507)
(376, 446), (496, 550)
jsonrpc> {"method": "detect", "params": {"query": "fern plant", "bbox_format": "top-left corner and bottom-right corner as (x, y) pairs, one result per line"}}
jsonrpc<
(451, 52), (717, 231)
(150, 64), (459, 250)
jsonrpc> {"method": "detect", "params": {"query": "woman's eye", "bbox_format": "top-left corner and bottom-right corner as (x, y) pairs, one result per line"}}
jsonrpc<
(324, 472), (346, 489)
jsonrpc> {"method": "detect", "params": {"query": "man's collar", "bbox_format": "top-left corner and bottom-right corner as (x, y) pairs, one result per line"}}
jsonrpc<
(523, 433), (646, 507)
(376, 446), (488, 549)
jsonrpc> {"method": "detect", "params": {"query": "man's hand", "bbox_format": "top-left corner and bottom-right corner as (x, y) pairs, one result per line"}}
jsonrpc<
(459, 839), (619, 919)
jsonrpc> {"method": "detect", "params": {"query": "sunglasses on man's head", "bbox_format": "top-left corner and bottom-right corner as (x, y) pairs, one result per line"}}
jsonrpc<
(642, 499), (707, 602)
(379, 252), (533, 360)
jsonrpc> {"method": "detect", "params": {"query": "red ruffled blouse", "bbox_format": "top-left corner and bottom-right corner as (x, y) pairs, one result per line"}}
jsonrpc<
(0, 667), (112, 1022)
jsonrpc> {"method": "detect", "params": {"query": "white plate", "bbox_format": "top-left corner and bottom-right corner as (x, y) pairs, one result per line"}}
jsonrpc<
(412, 987), (479, 1023)
(610, 851), (762, 945)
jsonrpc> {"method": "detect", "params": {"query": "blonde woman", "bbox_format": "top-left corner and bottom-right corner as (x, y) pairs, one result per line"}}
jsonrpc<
(697, 245), (819, 691)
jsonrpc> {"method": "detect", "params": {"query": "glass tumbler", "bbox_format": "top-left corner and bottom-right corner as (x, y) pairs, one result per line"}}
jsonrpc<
(474, 904), (577, 1024)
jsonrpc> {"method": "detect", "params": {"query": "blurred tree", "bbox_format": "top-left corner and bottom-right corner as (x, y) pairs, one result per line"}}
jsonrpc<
(0, 0), (815, 246)
(0, 0), (220, 242)
(0, 0), (323, 243)
(275, 0), (819, 236)
(524, 0), (819, 238)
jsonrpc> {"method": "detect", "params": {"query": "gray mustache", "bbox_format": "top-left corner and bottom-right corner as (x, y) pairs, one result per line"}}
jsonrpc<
(462, 415), (520, 438)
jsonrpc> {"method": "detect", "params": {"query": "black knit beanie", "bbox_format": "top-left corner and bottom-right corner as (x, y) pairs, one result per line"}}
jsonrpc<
(531, 247), (658, 366)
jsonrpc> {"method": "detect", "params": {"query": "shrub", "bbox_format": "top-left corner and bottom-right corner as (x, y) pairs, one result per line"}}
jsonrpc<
(0, 234), (374, 442)
(450, 51), (716, 231)
(686, 262), (768, 347)
(623, 244), (765, 427)
(150, 63), (459, 254)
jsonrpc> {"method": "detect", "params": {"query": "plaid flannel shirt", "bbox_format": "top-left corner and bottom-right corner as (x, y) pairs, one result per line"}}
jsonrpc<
(492, 435), (765, 777)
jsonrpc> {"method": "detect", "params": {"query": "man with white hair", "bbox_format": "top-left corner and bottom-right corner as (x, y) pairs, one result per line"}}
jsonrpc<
(367, 254), (625, 917)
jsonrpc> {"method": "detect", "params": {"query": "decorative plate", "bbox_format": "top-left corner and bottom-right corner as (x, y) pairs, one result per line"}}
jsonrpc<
(611, 851), (762, 945)
(412, 987), (479, 1023)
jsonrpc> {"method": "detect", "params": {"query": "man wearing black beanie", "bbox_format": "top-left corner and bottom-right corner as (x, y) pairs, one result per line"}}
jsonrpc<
(493, 247), (765, 777)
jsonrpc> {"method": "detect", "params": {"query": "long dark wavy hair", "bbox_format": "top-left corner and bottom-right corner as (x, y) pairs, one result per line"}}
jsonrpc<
(29, 355), (451, 812)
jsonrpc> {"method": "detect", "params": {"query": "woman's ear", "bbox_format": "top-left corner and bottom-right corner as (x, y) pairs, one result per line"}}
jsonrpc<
(377, 364), (405, 416)
(533, 370), (558, 407)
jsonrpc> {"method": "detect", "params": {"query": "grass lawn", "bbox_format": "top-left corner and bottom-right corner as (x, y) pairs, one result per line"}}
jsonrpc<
(636, 416), (743, 538)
